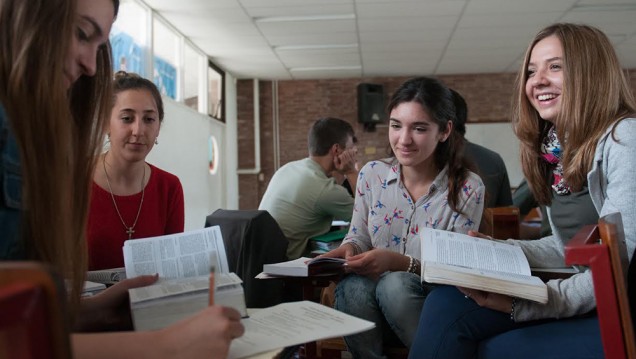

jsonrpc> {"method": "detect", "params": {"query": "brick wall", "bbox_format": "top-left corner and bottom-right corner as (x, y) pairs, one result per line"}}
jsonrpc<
(237, 70), (636, 209)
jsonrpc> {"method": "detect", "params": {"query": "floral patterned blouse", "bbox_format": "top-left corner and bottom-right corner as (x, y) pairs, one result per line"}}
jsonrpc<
(341, 158), (485, 260)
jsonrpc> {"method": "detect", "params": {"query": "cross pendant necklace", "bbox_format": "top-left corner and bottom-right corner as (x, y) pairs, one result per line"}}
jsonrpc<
(103, 152), (146, 241)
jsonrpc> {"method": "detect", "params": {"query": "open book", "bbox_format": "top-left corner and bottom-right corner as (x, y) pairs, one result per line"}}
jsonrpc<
(262, 256), (346, 277)
(420, 228), (548, 303)
(123, 226), (247, 330)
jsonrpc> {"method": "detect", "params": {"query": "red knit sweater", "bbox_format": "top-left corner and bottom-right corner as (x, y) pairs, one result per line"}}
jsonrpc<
(87, 163), (184, 270)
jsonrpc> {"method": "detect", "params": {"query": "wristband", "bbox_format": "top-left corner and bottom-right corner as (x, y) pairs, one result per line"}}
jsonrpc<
(406, 255), (420, 274)
(406, 255), (414, 273)
(510, 297), (517, 322)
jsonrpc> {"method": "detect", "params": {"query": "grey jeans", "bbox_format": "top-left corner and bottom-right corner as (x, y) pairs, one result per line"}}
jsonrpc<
(334, 271), (428, 359)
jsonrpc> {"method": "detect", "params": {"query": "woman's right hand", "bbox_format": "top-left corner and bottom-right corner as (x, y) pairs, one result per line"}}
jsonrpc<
(467, 230), (494, 240)
(159, 305), (244, 358)
(319, 243), (356, 259)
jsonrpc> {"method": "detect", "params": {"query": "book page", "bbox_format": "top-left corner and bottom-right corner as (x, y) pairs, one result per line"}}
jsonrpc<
(129, 273), (242, 303)
(228, 301), (374, 359)
(421, 228), (531, 276)
(123, 226), (229, 279)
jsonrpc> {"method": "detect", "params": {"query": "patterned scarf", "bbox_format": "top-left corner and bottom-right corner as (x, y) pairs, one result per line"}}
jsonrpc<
(541, 126), (571, 195)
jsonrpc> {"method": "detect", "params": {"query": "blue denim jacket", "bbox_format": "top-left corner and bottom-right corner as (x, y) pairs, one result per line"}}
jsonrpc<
(0, 104), (25, 259)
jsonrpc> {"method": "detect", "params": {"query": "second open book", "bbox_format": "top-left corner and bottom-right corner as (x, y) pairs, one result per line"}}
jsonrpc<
(123, 226), (247, 330)
(421, 228), (549, 303)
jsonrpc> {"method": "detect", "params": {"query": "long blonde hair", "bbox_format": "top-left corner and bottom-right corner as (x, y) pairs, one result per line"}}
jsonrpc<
(513, 23), (636, 204)
(0, 0), (113, 312)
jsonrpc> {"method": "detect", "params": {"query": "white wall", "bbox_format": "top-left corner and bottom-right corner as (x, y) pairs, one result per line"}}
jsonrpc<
(146, 96), (228, 230)
(465, 122), (523, 188)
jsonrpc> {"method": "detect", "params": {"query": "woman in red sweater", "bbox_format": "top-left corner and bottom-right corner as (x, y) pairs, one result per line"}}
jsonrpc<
(87, 71), (184, 270)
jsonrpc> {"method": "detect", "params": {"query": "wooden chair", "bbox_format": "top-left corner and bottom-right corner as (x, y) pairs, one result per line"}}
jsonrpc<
(0, 262), (71, 359)
(480, 207), (520, 240)
(564, 212), (636, 359)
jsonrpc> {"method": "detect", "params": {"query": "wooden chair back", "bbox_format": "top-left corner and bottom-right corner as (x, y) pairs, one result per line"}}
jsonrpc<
(0, 262), (71, 359)
(565, 213), (636, 359)
(480, 207), (520, 239)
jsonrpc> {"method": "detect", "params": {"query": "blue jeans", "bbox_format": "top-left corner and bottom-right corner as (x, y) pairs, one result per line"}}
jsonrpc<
(335, 272), (428, 359)
(409, 286), (604, 359)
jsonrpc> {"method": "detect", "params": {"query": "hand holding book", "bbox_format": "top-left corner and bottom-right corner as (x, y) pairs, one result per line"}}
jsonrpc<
(457, 286), (516, 315)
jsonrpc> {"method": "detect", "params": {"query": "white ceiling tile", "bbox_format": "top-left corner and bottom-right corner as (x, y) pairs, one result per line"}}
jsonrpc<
(266, 33), (359, 46)
(464, 0), (577, 14)
(356, 1), (465, 18)
(246, 4), (355, 17)
(357, 15), (458, 32)
(144, 0), (239, 11)
(257, 20), (356, 36)
(458, 13), (562, 28)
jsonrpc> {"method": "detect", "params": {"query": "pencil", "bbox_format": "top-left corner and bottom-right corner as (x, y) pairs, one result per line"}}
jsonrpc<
(209, 263), (215, 305)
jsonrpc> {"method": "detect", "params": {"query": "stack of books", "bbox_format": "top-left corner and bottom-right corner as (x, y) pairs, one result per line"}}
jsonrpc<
(309, 228), (348, 254)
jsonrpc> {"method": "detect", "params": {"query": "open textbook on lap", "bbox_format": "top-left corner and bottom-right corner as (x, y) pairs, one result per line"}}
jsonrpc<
(229, 301), (375, 359)
(421, 228), (548, 303)
(261, 256), (346, 277)
(123, 226), (247, 330)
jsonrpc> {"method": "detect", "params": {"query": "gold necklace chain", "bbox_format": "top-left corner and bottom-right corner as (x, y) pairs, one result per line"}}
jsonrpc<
(103, 152), (145, 240)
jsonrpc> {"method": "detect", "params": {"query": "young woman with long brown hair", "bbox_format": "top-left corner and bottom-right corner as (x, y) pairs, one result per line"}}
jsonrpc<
(0, 0), (243, 357)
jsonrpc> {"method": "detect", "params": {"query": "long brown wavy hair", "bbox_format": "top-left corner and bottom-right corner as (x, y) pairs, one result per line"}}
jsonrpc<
(0, 0), (116, 313)
(387, 77), (471, 213)
(513, 23), (636, 205)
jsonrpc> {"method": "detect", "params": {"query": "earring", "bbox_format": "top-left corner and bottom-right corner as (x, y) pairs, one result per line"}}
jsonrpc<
(155, 138), (159, 145)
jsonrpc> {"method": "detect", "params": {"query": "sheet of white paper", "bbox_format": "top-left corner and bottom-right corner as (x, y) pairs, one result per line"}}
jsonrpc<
(228, 301), (374, 359)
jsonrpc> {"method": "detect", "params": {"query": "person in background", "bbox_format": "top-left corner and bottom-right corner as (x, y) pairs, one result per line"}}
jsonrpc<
(322, 77), (485, 358)
(512, 178), (552, 238)
(87, 71), (184, 270)
(409, 23), (636, 359)
(259, 117), (359, 259)
(0, 0), (243, 357)
(450, 89), (512, 209)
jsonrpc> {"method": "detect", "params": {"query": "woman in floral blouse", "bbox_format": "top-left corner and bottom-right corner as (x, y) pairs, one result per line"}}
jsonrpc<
(322, 76), (485, 359)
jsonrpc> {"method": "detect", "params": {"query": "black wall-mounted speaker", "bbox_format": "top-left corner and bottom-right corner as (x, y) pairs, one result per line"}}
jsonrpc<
(357, 83), (385, 131)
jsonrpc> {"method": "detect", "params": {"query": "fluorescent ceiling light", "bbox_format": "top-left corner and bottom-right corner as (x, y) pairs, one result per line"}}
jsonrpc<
(255, 14), (355, 23)
(275, 43), (359, 51)
(290, 65), (361, 72)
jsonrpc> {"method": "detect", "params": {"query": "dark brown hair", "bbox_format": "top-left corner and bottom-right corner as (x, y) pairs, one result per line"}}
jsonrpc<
(387, 77), (470, 213)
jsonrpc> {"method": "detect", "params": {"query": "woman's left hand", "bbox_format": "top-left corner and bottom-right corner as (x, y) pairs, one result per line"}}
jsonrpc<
(76, 274), (158, 332)
(457, 286), (513, 313)
(345, 249), (407, 279)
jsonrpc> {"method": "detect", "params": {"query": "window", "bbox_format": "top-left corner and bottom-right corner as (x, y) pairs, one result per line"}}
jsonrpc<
(152, 18), (179, 99)
(110, 0), (148, 76)
(184, 43), (203, 111)
(208, 61), (224, 122)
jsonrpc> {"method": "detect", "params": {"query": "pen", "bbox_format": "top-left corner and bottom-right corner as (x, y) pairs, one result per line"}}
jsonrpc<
(209, 250), (217, 306)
